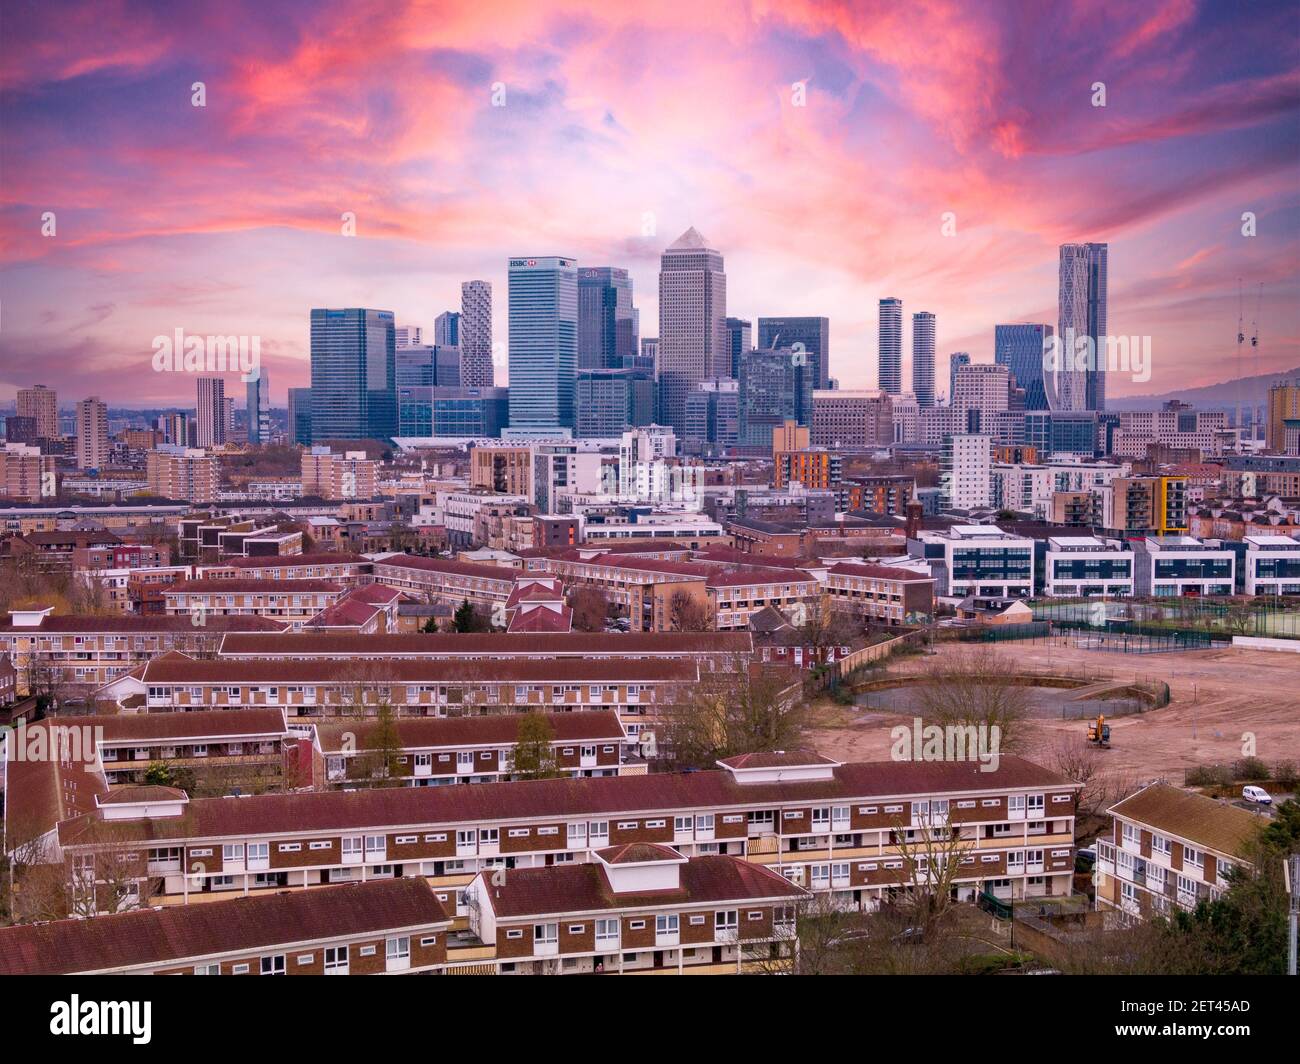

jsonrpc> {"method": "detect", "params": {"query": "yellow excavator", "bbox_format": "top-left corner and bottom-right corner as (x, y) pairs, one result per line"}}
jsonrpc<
(1086, 714), (1111, 748)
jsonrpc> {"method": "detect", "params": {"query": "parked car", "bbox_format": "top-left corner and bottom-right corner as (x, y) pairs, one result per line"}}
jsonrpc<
(1242, 785), (1273, 805)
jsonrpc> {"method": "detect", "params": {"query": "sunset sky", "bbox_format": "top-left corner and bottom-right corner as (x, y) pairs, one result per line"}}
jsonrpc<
(1, 0), (1298, 408)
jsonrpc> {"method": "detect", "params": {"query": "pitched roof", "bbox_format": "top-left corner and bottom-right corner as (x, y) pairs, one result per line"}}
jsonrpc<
(666, 226), (712, 252)
(138, 656), (697, 685)
(47, 708), (288, 743)
(717, 750), (839, 770)
(1109, 783), (1264, 860)
(507, 603), (573, 633)
(0, 615), (287, 634)
(98, 785), (188, 805)
(0, 879), (449, 975)
(56, 756), (1074, 848)
(216, 631), (754, 657)
(371, 554), (517, 581)
(481, 855), (803, 918)
(595, 843), (684, 865)
(828, 561), (932, 581)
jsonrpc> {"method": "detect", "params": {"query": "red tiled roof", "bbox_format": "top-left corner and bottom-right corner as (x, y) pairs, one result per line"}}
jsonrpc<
(482, 855), (804, 918)
(216, 631), (754, 657)
(507, 603), (573, 633)
(372, 555), (518, 581)
(47, 708), (288, 743)
(0, 879), (448, 975)
(3, 720), (107, 847)
(505, 580), (565, 608)
(314, 710), (625, 754)
(0, 616), (287, 634)
(595, 843), (684, 864)
(828, 562), (932, 581)
(717, 751), (839, 769)
(56, 756), (1074, 848)
(138, 656), (697, 685)
(98, 785), (188, 805)
(705, 567), (820, 588)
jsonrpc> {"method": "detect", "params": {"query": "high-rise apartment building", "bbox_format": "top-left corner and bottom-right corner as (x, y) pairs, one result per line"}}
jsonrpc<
(460, 281), (493, 388)
(1266, 380), (1300, 452)
(878, 298), (903, 395)
(1057, 242), (1109, 411)
(309, 308), (397, 443)
(658, 228), (727, 437)
(74, 396), (109, 471)
(0, 443), (56, 502)
(911, 311), (935, 408)
(940, 433), (992, 510)
(195, 377), (226, 448)
(948, 352), (970, 403)
(508, 257), (578, 433)
(16, 384), (58, 439)
(146, 446), (219, 504)
(395, 325), (424, 347)
(953, 364), (1012, 433)
(301, 447), (378, 500)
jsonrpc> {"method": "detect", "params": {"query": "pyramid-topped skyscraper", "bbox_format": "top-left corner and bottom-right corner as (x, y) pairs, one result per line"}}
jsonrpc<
(657, 227), (727, 436)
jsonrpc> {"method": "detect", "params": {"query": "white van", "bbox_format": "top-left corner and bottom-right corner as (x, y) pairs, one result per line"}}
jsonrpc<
(1242, 785), (1273, 805)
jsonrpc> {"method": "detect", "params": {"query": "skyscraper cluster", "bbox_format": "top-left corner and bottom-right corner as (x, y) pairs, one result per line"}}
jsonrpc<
(876, 241), (1108, 415)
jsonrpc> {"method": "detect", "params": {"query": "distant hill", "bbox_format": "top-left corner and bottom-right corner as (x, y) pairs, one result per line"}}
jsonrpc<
(1108, 366), (1300, 413)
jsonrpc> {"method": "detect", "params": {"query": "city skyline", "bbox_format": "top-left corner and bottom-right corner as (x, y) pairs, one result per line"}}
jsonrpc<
(1, 0), (1297, 408)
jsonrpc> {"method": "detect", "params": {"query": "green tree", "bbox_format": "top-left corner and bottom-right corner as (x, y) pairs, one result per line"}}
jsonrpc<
(512, 711), (562, 780)
(143, 762), (174, 787)
(452, 598), (489, 633)
(422, 614), (439, 633)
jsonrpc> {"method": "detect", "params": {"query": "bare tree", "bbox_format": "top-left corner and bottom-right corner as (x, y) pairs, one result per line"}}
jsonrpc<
(568, 586), (610, 633)
(888, 810), (975, 942)
(661, 668), (805, 768)
(668, 589), (713, 633)
(913, 650), (1031, 753)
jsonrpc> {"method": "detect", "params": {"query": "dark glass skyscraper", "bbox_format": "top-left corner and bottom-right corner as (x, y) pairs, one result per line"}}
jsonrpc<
(725, 317), (752, 379)
(739, 348), (799, 448)
(577, 267), (635, 370)
(995, 323), (1054, 412)
(758, 316), (829, 390)
(309, 308), (396, 442)
(508, 256), (578, 432)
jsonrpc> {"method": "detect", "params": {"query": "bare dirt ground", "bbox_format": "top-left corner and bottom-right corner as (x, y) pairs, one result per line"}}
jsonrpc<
(805, 639), (1300, 785)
